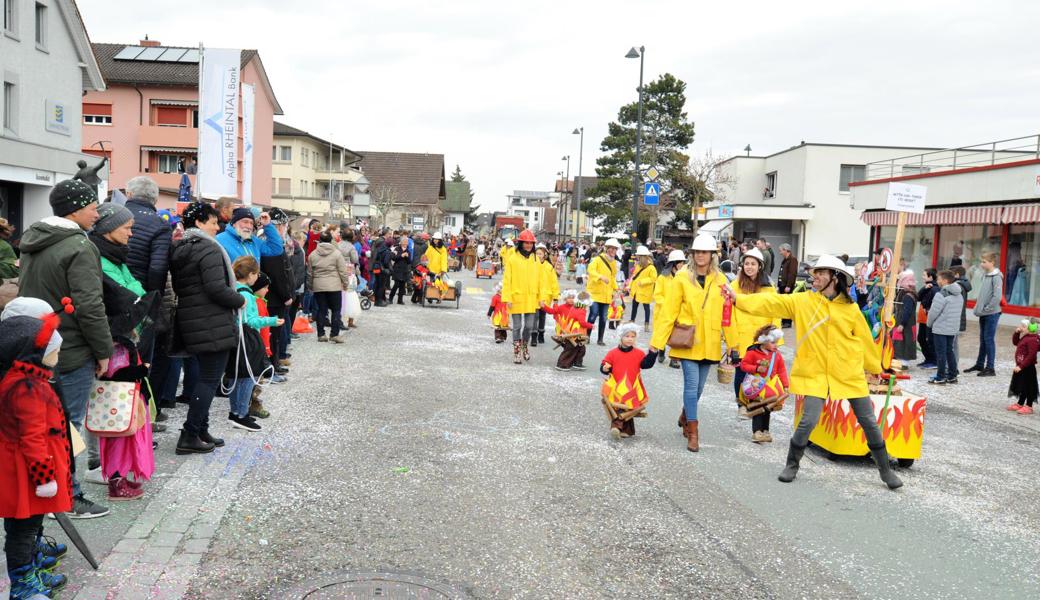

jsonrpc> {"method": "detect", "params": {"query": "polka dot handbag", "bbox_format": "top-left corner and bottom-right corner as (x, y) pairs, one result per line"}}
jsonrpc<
(86, 380), (145, 437)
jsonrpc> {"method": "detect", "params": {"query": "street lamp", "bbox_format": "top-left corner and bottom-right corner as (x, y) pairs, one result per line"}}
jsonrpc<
(561, 155), (570, 239)
(626, 46), (645, 241)
(573, 127), (584, 240)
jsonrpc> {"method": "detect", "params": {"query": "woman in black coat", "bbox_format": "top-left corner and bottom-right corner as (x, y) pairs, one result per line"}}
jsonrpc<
(169, 203), (244, 455)
(389, 236), (412, 305)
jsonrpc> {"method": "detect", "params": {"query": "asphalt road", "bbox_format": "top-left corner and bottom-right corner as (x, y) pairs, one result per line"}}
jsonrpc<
(29, 269), (1038, 599)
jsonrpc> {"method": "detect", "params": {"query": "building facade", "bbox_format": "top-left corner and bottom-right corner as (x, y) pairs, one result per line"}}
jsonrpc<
(357, 151), (445, 231)
(0, 0), (105, 230)
(270, 121), (364, 218)
(707, 142), (942, 270)
(81, 40), (282, 207)
(506, 190), (553, 234)
(852, 135), (1040, 319)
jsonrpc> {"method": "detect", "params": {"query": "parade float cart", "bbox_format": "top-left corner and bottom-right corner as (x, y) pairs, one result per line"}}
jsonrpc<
(476, 260), (496, 279)
(422, 277), (462, 309)
(449, 256), (462, 272)
(793, 373), (926, 467)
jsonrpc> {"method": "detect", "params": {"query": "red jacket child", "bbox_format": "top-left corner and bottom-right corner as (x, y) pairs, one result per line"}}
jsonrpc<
(543, 302), (594, 335)
(740, 344), (790, 401)
(1012, 330), (1040, 369)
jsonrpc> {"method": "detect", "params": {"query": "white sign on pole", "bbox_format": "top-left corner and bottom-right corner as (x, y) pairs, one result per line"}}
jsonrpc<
(240, 83), (255, 205)
(198, 48), (241, 199)
(885, 182), (926, 214)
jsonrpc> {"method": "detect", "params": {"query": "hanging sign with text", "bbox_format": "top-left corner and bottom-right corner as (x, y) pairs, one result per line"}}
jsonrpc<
(885, 182), (926, 214)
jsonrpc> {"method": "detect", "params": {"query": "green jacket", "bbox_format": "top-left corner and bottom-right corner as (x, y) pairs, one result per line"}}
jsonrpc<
(236, 283), (278, 331)
(18, 217), (112, 372)
(0, 239), (17, 279)
(101, 257), (146, 299)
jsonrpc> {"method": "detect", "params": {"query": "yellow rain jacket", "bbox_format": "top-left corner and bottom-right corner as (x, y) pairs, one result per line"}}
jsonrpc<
(502, 250), (542, 314)
(424, 244), (448, 275)
(586, 253), (618, 304)
(730, 284), (783, 355)
(500, 246), (514, 270)
(734, 291), (881, 399)
(651, 268), (735, 362)
(651, 272), (673, 330)
(539, 258), (560, 305)
(630, 262), (658, 304)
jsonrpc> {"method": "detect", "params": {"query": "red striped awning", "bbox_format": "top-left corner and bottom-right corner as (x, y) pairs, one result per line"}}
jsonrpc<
(1002, 203), (1040, 224)
(861, 206), (1003, 227)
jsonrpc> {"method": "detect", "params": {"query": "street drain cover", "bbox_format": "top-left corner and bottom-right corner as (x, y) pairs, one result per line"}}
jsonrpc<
(280, 572), (467, 599)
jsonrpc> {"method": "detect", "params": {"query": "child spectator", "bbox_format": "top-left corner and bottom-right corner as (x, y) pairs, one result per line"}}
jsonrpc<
(0, 311), (72, 597)
(575, 258), (588, 286)
(600, 322), (658, 439)
(738, 324), (790, 443)
(926, 270), (964, 385)
(542, 290), (595, 371)
(230, 256), (281, 431)
(1007, 319), (1039, 415)
(893, 275), (917, 366)
(916, 268), (939, 369)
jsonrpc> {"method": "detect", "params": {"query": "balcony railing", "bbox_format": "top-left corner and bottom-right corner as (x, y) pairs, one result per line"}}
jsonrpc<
(863, 134), (1040, 181)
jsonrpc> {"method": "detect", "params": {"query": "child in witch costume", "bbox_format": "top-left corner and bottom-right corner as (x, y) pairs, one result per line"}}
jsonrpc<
(542, 290), (595, 371)
(738, 324), (790, 444)
(600, 322), (658, 439)
(487, 282), (510, 343)
(0, 307), (74, 597)
(1007, 319), (1040, 415)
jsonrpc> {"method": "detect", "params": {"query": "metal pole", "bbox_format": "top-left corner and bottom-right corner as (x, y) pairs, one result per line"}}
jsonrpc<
(575, 127), (584, 241)
(563, 156), (570, 242)
(632, 46), (645, 241)
(195, 42), (204, 201)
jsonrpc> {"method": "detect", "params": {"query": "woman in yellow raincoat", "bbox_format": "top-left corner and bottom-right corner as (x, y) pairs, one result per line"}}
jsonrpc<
(629, 245), (658, 332)
(424, 231), (449, 276)
(587, 238), (621, 346)
(728, 247), (783, 408)
(721, 255), (903, 490)
(652, 249), (687, 366)
(650, 234), (736, 452)
(532, 243), (559, 347)
(501, 230), (542, 364)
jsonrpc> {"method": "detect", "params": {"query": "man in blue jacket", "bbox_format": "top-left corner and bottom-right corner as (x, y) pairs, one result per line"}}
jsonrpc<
(123, 176), (171, 293)
(216, 207), (283, 262)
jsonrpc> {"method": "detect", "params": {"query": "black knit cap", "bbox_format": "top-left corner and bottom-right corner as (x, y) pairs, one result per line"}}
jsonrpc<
(0, 316), (46, 368)
(49, 179), (97, 217)
(250, 271), (271, 293)
(229, 207), (254, 226)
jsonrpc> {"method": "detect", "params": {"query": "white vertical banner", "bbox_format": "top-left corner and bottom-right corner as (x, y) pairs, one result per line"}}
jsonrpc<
(198, 47), (241, 199)
(240, 83), (255, 205)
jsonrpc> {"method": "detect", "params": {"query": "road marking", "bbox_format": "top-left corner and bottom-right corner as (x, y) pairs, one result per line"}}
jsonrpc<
(466, 287), (486, 295)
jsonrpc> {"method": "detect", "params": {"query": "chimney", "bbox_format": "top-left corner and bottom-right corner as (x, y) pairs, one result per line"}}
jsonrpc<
(140, 35), (160, 47)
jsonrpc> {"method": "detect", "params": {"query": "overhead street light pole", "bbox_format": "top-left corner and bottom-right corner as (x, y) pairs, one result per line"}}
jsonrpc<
(573, 126), (583, 241)
(626, 45), (645, 241)
(561, 155), (570, 240)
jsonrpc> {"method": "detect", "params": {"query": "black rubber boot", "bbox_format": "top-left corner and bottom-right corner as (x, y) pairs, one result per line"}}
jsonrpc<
(529, 332), (538, 347)
(778, 442), (807, 483)
(869, 443), (904, 490)
(538, 332), (545, 344)
(176, 430), (215, 455)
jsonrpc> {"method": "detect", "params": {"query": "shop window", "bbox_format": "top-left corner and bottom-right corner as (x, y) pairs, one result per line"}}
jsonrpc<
(1006, 224), (1040, 307)
(935, 224), (1001, 302)
(156, 107), (186, 127)
(877, 225), (935, 288)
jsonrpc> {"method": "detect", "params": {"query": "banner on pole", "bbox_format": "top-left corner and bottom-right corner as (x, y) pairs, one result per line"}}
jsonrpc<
(198, 48), (241, 199)
(241, 83), (255, 205)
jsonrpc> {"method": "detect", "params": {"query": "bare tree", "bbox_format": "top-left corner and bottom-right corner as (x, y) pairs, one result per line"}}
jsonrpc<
(676, 149), (736, 235)
(371, 184), (402, 229)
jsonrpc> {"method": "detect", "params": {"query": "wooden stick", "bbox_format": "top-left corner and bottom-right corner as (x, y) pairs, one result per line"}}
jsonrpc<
(601, 398), (618, 420)
(883, 210), (908, 325)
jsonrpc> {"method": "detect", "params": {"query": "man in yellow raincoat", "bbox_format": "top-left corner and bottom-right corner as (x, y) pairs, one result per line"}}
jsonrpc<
(721, 255), (903, 490)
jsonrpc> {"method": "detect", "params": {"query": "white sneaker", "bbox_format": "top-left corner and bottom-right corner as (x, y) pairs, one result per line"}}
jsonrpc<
(85, 466), (108, 485)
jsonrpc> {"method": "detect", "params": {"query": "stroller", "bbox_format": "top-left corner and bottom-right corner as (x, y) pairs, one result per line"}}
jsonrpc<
(356, 276), (374, 311)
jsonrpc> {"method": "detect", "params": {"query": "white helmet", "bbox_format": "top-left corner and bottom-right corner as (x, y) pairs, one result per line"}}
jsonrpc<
(604, 238), (622, 249)
(635, 245), (651, 257)
(691, 233), (717, 252)
(561, 289), (578, 300)
(432, 231), (443, 240)
(535, 242), (547, 250)
(667, 249), (687, 263)
(812, 254), (855, 278)
(505, 238), (515, 246)
(742, 248), (765, 265)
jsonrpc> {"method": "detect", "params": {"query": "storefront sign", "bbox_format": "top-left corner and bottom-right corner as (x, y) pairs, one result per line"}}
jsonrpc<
(718, 204), (734, 218)
(885, 182), (926, 214)
(44, 100), (70, 136)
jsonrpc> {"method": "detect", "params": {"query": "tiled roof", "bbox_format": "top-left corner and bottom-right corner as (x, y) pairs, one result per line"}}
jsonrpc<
(441, 181), (473, 213)
(358, 151), (445, 206)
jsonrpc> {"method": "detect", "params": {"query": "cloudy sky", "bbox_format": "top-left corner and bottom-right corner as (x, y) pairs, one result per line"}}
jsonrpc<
(80, 0), (1040, 213)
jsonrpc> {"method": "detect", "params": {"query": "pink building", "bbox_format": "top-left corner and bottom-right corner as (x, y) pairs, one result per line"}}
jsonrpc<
(81, 39), (283, 207)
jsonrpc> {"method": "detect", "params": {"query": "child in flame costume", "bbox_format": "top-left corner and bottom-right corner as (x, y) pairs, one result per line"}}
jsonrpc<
(600, 322), (659, 439)
(487, 283), (511, 343)
(738, 324), (790, 444)
(542, 290), (594, 371)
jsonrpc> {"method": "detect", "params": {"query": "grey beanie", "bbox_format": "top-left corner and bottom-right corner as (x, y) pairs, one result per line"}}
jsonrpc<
(94, 202), (134, 235)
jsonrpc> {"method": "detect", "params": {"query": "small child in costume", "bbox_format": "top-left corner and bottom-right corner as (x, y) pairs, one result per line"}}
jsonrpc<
(600, 322), (658, 439)
(542, 290), (595, 371)
(488, 282), (510, 343)
(607, 290), (625, 330)
(411, 258), (430, 304)
(342, 262), (362, 329)
(575, 259), (588, 286)
(231, 256), (282, 432)
(0, 307), (73, 598)
(1007, 319), (1040, 415)
(738, 324), (790, 443)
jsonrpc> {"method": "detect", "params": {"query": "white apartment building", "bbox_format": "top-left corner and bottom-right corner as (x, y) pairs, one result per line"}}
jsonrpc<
(0, 0), (105, 230)
(270, 121), (366, 218)
(706, 142), (941, 271)
(506, 190), (551, 232)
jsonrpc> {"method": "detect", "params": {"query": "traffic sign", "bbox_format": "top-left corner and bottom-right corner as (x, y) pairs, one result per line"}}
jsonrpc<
(644, 166), (660, 181)
(643, 181), (660, 205)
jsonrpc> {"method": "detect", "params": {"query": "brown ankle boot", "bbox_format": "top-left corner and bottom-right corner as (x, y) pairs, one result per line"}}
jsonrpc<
(677, 408), (687, 429)
(683, 421), (699, 452)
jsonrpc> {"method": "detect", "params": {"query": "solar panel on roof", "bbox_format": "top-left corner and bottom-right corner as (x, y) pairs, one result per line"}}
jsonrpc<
(157, 48), (187, 62)
(178, 49), (200, 63)
(136, 47), (165, 61)
(113, 46), (146, 60)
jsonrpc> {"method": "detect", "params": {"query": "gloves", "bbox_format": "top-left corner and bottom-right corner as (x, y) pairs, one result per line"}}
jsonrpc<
(36, 480), (57, 498)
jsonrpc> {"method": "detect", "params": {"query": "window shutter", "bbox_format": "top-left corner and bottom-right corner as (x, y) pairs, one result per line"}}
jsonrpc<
(83, 103), (112, 116)
(156, 107), (186, 126)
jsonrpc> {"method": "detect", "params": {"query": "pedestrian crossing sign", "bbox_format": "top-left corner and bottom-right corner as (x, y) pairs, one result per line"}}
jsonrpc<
(643, 182), (660, 205)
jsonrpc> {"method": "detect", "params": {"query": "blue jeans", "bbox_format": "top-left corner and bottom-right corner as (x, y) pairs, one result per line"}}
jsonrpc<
(587, 302), (609, 342)
(975, 313), (1000, 369)
(679, 360), (712, 421)
(56, 362), (99, 497)
(228, 378), (255, 418)
(933, 334), (956, 380)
